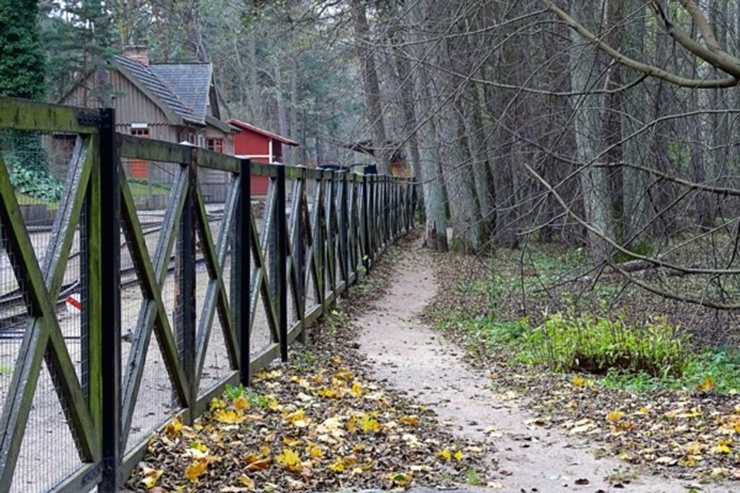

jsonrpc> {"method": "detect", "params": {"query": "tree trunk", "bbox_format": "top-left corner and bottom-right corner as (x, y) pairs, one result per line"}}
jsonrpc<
(569, 8), (614, 263)
(351, 0), (390, 174)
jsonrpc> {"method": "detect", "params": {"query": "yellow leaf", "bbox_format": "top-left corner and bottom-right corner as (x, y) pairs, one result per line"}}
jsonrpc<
(307, 444), (324, 458)
(164, 415), (183, 438)
(438, 448), (452, 461)
(696, 375), (714, 393)
(350, 381), (363, 397)
(346, 416), (358, 433)
(714, 439), (733, 454)
(571, 375), (584, 388)
(276, 448), (303, 472)
(238, 475), (255, 489)
(331, 355), (342, 365)
(334, 369), (353, 381)
(210, 397), (226, 412)
(283, 437), (301, 447)
(284, 409), (305, 423)
(399, 415), (419, 426)
(214, 409), (244, 424)
(454, 450), (464, 461)
(606, 410), (625, 422)
(635, 407), (650, 415)
(268, 398), (282, 411)
(140, 466), (163, 489)
(233, 396), (249, 411)
(316, 388), (342, 399)
(244, 452), (262, 464)
(185, 458), (208, 482)
(359, 414), (380, 433)
(329, 458), (345, 473)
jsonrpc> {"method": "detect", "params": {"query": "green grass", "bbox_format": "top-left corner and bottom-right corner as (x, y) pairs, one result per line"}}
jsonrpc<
(127, 179), (171, 196)
(601, 346), (740, 393)
(445, 311), (739, 394)
(437, 243), (740, 395)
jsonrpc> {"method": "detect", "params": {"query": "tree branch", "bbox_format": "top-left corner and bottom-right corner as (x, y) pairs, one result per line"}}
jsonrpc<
(541, 0), (739, 88)
(649, 0), (740, 78)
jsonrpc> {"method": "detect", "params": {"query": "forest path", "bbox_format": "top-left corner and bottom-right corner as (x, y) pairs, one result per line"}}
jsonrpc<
(353, 239), (716, 493)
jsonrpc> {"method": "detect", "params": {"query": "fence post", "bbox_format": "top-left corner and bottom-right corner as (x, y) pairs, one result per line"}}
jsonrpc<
(176, 150), (197, 418)
(361, 176), (370, 272)
(235, 159), (251, 384)
(276, 165), (288, 362)
(99, 107), (122, 492)
(339, 173), (349, 288)
(369, 176), (376, 262)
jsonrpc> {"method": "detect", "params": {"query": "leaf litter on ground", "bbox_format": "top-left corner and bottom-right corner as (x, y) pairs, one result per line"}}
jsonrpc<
(424, 249), (740, 486)
(127, 239), (495, 492)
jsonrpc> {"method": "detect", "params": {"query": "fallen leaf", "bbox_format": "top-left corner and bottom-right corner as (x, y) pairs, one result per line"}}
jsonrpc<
(213, 409), (244, 424)
(276, 448), (303, 472)
(245, 458), (272, 472)
(696, 375), (714, 393)
(140, 466), (163, 489)
(185, 458), (208, 482)
(163, 416), (183, 438)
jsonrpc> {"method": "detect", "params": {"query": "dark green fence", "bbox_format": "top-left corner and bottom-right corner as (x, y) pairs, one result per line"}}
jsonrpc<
(0, 97), (416, 492)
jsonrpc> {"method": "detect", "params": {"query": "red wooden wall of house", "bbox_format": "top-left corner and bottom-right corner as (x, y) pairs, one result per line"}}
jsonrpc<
(233, 130), (270, 195)
(228, 119), (298, 196)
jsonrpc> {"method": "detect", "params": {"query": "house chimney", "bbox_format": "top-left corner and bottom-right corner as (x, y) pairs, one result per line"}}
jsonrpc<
(124, 45), (149, 67)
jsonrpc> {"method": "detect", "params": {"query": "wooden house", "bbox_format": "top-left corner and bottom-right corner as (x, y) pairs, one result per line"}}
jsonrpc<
(228, 119), (298, 196)
(58, 46), (234, 202)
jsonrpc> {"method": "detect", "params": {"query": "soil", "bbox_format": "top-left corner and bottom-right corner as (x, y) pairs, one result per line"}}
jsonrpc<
(353, 237), (728, 493)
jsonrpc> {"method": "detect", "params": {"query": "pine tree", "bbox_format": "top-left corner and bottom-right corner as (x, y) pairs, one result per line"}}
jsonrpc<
(0, 0), (46, 99)
(0, 0), (62, 202)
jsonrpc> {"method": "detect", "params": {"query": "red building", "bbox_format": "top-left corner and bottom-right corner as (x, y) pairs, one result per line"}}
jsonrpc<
(228, 119), (299, 196)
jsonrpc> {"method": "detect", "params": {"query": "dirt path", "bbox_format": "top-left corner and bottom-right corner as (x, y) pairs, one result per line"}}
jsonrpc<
(354, 242), (721, 493)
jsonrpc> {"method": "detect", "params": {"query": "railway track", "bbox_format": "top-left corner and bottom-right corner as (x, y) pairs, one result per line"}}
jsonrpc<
(0, 210), (226, 338)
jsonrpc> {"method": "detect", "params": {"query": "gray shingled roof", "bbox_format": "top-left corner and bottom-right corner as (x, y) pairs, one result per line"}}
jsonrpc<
(150, 63), (213, 123)
(114, 55), (201, 125)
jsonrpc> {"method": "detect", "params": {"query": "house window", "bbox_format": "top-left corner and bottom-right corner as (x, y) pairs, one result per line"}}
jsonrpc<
(207, 138), (224, 153)
(131, 127), (150, 138)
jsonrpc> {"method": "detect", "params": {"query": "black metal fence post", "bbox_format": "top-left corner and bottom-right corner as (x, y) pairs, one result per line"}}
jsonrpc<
(235, 159), (251, 384)
(276, 165), (288, 362)
(368, 176), (376, 263)
(361, 176), (370, 272)
(99, 107), (121, 492)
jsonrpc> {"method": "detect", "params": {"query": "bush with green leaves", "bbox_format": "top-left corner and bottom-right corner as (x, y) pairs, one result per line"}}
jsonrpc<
(1, 131), (63, 203)
(527, 312), (690, 378)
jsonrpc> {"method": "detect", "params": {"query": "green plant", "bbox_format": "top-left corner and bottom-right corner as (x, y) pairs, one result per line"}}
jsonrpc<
(527, 312), (689, 377)
(464, 467), (482, 485)
(529, 312), (690, 378)
(244, 389), (270, 408)
(224, 383), (245, 400)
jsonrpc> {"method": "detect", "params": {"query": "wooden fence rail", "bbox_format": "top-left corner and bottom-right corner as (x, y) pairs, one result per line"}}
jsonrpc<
(0, 97), (416, 492)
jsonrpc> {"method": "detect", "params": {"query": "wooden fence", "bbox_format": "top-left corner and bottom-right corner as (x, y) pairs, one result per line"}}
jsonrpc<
(0, 97), (416, 492)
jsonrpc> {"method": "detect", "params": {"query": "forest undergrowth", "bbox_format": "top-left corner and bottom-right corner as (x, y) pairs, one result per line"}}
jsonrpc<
(424, 244), (740, 485)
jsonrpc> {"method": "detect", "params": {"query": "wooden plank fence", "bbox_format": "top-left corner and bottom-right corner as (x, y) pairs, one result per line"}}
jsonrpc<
(0, 97), (416, 492)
